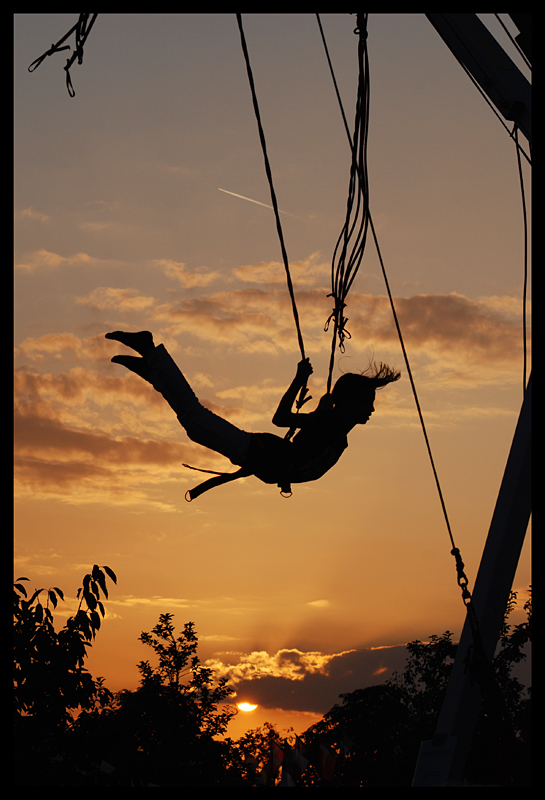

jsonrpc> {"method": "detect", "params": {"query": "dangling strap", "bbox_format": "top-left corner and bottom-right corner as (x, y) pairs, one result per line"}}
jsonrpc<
(185, 467), (249, 502)
(183, 463), (293, 501)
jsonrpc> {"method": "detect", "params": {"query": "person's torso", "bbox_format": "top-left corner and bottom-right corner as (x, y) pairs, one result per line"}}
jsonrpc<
(247, 410), (348, 485)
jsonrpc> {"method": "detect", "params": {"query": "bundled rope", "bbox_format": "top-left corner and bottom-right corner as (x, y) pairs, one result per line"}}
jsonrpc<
(28, 13), (98, 97)
(324, 14), (371, 393)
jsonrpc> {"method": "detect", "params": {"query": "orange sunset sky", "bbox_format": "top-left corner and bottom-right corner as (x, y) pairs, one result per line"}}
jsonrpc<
(14, 14), (531, 739)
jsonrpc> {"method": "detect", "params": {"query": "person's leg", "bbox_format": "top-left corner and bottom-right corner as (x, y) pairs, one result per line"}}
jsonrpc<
(145, 345), (251, 466)
(106, 332), (251, 466)
(111, 354), (151, 379)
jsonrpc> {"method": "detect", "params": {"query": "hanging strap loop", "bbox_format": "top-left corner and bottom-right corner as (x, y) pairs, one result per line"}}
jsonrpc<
(28, 13), (98, 97)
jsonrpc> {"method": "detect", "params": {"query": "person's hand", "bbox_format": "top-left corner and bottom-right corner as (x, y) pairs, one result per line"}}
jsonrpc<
(296, 358), (313, 382)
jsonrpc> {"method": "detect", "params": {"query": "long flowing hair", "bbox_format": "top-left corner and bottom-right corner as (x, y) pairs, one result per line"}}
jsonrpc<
(331, 361), (400, 405)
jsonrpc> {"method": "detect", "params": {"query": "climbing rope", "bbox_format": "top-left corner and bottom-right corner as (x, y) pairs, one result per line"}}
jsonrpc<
(236, 14), (311, 436)
(236, 14), (305, 362)
(28, 13), (98, 97)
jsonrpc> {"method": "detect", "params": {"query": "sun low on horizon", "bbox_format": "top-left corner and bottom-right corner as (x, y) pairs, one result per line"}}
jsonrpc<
(14, 13), (530, 739)
(237, 703), (258, 713)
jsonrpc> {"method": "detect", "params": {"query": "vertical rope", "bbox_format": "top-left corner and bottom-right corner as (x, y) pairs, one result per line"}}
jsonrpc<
(236, 14), (306, 362)
(236, 14), (311, 440)
(369, 213), (458, 556)
(317, 13), (471, 598)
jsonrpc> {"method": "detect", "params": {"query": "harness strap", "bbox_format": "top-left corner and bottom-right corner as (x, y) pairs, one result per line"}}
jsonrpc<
(183, 462), (293, 501)
(185, 468), (249, 502)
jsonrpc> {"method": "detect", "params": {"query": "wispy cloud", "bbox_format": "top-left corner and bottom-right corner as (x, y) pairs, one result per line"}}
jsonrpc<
(233, 252), (329, 286)
(15, 249), (123, 273)
(76, 286), (157, 312)
(13, 364), (248, 505)
(152, 259), (221, 289)
(151, 287), (526, 372)
(16, 207), (49, 223)
(18, 333), (84, 360)
(110, 595), (198, 610)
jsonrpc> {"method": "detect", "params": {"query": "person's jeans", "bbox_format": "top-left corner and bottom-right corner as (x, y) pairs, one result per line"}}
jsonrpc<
(146, 345), (251, 466)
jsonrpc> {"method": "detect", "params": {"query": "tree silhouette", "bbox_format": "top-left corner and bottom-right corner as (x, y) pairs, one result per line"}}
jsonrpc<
(13, 565), (117, 785)
(225, 720), (296, 786)
(14, 573), (530, 786)
(61, 613), (239, 786)
(300, 591), (531, 786)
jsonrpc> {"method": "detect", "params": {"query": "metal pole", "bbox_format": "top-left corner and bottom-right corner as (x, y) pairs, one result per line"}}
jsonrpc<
(412, 374), (531, 785)
(425, 14), (531, 145)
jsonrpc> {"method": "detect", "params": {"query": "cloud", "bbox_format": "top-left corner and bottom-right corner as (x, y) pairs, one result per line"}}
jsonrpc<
(149, 287), (525, 376)
(16, 332), (144, 364)
(207, 648), (356, 683)
(76, 286), (157, 312)
(207, 631), (530, 714)
(13, 443), (201, 509)
(18, 333), (84, 360)
(153, 259), (221, 288)
(384, 293), (522, 360)
(13, 365), (250, 505)
(234, 253), (329, 286)
(15, 408), (183, 465)
(204, 645), (411, 713)
(16, 207), (49, 223)
(12, 361), (274, 506)
(13, 397), (207, 508)
(152, 287), (331, 354)
(13, 282), (526, 503)
(110, 595), (198, 610)
(338, 291), (527, 384)
(15, 249), (123, 273)
(153, 289), (290, 350)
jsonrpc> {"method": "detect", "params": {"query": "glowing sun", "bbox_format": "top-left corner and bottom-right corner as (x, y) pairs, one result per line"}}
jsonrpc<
(237, 702), (258, 712)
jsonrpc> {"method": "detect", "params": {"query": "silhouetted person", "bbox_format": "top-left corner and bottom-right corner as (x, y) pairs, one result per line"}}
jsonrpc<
(105, 330), (400, 499)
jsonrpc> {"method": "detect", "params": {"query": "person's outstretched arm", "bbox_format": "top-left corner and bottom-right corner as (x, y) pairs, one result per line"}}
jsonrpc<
(272, 358), (314, 428)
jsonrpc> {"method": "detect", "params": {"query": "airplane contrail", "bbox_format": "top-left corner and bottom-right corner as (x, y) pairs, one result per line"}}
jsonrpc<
(218, 188), (305, 220)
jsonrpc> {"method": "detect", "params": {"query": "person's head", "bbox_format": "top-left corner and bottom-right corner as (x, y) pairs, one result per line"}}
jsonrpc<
(331, 362), (400, 423)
